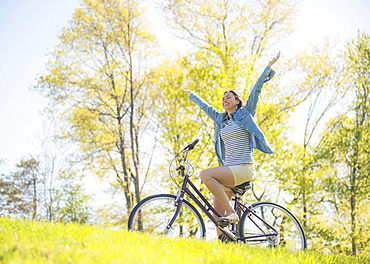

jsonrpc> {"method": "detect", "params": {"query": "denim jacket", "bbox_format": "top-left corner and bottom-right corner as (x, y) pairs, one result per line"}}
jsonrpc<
(189, 66), (275, 165)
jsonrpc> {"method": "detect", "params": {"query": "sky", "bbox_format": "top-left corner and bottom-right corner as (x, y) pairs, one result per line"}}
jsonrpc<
(0, 0), (370, 170)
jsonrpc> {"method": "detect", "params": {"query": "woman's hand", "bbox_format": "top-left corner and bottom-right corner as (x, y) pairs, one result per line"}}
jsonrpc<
(183, 87), (193, 94)
(268, 51), (281, 68)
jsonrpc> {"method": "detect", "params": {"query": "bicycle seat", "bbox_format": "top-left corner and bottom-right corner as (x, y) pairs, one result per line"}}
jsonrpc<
(226, 181), (252, 195)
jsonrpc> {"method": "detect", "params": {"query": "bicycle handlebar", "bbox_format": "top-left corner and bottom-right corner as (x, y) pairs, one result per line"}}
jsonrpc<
(182, 139), (199, 151)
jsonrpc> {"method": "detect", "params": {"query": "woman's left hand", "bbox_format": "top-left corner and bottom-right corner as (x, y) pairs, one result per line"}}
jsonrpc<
(268, 51), (281, 68)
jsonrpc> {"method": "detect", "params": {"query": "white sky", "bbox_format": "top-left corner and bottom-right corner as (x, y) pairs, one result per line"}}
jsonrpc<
(0, 0), (370, 168)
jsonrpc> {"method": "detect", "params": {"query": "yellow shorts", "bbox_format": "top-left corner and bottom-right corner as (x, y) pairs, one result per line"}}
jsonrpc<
(224, 163), (254, 191)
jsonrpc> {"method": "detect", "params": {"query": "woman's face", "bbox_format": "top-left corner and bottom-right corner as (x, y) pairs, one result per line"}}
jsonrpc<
(222, 91), (240, 113)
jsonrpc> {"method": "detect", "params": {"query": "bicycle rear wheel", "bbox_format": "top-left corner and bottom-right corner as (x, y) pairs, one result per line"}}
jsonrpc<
(128, 194), (206, 238)
(239, 202), (307, 250)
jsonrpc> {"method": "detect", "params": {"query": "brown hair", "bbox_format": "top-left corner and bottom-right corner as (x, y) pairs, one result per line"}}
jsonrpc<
(223, 90), (245, 109)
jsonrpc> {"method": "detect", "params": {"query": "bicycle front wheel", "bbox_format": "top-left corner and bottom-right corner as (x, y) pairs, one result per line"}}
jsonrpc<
(239, 202), (307, 251)
(128, 194), (206, 238)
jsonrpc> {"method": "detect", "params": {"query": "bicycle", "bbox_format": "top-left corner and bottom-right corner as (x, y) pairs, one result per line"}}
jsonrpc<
(128, 139), (307, 250)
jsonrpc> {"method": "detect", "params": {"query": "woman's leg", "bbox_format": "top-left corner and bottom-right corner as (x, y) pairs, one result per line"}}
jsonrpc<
(214, 191), (234, 236)
(213, 190), (234, 216)
(200, 166), (235, 215)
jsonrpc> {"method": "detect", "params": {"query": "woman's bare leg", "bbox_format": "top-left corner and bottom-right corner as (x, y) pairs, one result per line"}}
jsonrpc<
(200, 166), (235, 214)
(214, 191), (234, 237)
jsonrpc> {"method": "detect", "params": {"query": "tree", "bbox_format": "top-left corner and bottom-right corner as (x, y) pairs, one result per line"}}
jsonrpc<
(156, 0), (304, 202)
(55, 168), (91, 224)
(33, 113), (73, 221)
(34, 0), (160, 216)
(162, 0), (300, 63)
(157, 2), (362, 253)
(272, 41), (347, 229)
(0, 172), (19, 217)
(0, 158), (39, 219)
(0, 115), (90, 222)
(317, 32), (370, 257)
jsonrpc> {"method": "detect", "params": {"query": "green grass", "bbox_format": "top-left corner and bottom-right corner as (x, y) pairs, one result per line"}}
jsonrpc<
(0, 217), (368, 264)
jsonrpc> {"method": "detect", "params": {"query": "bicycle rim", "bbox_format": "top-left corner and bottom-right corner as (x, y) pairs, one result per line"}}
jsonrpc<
(128, 194), (206, 238)
(239, 202), (307, 250)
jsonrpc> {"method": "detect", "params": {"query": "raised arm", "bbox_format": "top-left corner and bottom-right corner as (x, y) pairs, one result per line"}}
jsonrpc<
(245, 52), (281, 116)
(183, 87), (222, 122)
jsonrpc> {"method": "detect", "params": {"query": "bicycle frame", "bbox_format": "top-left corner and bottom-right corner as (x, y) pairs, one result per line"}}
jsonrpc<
(167, 150), (279, 242)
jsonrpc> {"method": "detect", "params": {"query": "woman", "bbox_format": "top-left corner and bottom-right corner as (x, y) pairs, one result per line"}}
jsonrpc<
(183, 52), (280, 227)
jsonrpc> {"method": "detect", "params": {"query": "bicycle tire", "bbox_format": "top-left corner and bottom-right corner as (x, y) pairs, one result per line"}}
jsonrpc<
(239, 201), (307, 251)
(128, 194), (206, 238)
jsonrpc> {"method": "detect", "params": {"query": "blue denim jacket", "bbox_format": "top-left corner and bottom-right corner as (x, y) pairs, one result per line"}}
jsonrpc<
(189, 66), (275, 165)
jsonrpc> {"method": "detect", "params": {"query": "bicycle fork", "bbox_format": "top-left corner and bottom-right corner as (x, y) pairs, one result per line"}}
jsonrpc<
(163, 189), (186, 232)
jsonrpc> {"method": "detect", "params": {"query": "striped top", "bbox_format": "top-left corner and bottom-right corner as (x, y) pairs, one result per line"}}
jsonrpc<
(220, 119), (254, 166)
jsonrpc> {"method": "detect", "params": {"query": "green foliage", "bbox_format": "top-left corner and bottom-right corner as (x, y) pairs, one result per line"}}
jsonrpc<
(34, 0), (161, 213)
(1, 217), (368, 264)
(0, 158), (39, 219)
(316, 115), (370, 257)
(54, 169), (91, 224)
(313, 32), (370, 257)
(258, 40), (349, 252)
(0, 156), (91, 224)
(162, 0), (300, 59)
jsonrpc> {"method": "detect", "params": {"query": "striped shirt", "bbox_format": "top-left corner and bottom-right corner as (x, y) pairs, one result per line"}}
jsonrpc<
(220, 119), (254, 166)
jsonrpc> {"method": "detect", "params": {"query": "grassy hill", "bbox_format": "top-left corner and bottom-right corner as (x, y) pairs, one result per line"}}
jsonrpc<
(0, 217), (368, 264)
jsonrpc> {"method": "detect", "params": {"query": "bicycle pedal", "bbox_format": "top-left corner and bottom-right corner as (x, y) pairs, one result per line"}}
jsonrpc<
(218, 227), (237, 242)
(217, 220), (230, 228)
(218, 234), (232, 243)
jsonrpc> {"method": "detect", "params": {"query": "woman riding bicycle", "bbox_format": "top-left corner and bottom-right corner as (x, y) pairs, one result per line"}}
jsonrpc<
(183, 52), (280, 230)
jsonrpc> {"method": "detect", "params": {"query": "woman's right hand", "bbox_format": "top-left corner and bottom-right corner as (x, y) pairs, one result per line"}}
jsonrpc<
(183, 87), (193, 94)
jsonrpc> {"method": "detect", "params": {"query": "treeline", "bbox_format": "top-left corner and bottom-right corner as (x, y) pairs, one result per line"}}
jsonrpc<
(0, 0), (369, 257)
